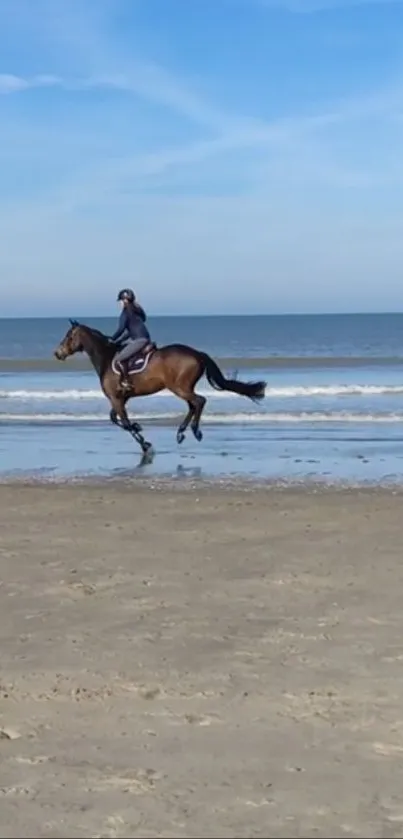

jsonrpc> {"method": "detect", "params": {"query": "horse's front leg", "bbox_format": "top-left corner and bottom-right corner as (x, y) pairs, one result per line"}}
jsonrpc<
(109, 408), (143, 435)
(109, 401), (153, 456)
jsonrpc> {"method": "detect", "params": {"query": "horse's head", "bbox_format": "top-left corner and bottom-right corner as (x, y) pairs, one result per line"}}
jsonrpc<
(54, 320), (85, 361)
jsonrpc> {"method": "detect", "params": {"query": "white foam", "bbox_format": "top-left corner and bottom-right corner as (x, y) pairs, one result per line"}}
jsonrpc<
(0, 389), (103, 400)
(265, 384), (403, 397)
(2, 383), (403, 401)
(2, 411), (403, 424)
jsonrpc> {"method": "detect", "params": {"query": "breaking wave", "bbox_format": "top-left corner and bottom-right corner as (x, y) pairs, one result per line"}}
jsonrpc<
(3, 383), (403, 401)
(2, 411), (403, 424)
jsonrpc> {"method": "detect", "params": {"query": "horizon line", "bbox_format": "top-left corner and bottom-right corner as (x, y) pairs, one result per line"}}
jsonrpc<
(1, 311), (403, 320)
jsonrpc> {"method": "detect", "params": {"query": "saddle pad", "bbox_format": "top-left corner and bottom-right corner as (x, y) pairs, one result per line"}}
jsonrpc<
(112, 350), (153, 376)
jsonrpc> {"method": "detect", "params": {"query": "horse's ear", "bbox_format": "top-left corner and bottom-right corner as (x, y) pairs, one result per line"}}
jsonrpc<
(69, 318), (78, 327)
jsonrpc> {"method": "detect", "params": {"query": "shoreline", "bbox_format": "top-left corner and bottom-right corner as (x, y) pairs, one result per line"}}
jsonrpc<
(2, 474), (403, 492)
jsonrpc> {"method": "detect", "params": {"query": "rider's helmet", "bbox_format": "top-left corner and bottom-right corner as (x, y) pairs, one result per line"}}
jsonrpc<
(117, 288), (135, 303)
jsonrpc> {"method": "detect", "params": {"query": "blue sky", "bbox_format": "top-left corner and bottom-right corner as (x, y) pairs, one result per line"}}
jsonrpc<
(1, 0), (403, 316)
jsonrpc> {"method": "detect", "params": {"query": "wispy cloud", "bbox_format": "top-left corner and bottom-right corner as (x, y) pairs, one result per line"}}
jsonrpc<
(1, 60), (402, 214)
(0, 73), (61, 94)
(0, 68), (257, 142)
(35, 0), (248, 133)
(0, 0), (242, 131)
(32, 73), (402, 213)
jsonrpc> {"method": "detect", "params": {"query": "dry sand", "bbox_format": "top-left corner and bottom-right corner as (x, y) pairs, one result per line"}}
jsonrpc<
(1, 482), (403, 838)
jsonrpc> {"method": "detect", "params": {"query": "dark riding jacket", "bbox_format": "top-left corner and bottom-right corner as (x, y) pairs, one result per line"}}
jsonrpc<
(111, 304), (150, 344)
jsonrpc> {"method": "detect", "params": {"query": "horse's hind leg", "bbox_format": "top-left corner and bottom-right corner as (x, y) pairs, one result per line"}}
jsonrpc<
(190, 394), (206, 442)
(176, 401), (194, 445)
(169, 357), (206, 445)
(172, 390), (206, 444)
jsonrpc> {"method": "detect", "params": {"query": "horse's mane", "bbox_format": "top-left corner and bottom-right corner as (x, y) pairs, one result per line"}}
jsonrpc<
(71, 320), (110, 346)
(82, 324), (110, 343)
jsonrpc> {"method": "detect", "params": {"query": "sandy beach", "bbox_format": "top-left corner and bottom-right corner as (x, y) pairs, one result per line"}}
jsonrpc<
(1, 482), (403, 838)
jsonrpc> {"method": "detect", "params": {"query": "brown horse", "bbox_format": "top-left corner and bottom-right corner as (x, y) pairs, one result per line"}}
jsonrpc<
(54, 320), (266, 458)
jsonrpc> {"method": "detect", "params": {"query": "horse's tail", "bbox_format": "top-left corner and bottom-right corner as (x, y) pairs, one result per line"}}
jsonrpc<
(202, 353), (266, 403)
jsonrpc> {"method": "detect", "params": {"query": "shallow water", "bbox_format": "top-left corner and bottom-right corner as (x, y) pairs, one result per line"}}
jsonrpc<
(2, 416), (403, 486)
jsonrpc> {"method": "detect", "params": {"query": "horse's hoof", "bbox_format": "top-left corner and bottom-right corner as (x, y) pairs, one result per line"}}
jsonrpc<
(193, 427), (203, 442)
(177, 431), (185, 445)
(139, 443), (154, 465)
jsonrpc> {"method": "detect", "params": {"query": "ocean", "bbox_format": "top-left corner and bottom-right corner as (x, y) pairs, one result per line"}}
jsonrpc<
(2, 313), (403, 483)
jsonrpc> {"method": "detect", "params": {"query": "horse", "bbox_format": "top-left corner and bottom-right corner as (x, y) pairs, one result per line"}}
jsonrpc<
(54, 320), (266, 458)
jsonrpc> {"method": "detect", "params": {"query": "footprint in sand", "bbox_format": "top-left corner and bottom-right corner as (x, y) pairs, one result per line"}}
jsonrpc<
(15, 755), (51, 765)
(0, 727), (21, 740)
(373, 742), (403, 756)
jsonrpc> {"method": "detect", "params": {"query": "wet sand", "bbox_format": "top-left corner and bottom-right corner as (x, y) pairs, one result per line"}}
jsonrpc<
(1, 482), (403, 838)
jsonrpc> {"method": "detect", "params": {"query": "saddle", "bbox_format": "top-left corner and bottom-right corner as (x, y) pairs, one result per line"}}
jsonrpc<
(113, 342), (157, 377)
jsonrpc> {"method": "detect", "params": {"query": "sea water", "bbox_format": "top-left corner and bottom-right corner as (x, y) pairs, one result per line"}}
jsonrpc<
(2, 313), (403, 483)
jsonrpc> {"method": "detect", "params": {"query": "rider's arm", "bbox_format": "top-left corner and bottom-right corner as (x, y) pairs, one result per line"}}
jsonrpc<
(111, 309), (128, 342)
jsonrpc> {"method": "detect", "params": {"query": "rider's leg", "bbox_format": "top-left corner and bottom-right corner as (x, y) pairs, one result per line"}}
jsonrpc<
(116, 339), (148, 388)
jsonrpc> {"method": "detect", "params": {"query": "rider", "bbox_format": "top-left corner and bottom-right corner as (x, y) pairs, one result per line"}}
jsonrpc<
(111, 288), (152, 390)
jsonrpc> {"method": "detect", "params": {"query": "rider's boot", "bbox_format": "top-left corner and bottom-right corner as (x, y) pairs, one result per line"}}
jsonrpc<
(119, 361), (131, 391)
